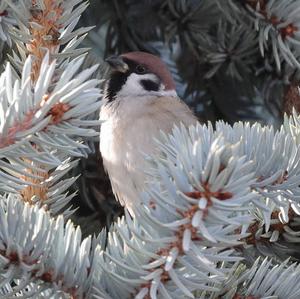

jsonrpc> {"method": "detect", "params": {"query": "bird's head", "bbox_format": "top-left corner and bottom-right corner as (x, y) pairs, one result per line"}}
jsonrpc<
(104, 51), (177, 102)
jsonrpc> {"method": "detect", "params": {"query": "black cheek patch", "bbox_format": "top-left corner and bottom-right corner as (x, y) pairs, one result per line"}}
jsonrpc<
(140, 79), (160, 92)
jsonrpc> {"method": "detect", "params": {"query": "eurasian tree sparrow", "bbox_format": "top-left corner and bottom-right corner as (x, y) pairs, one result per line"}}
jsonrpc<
(100, 51), (197, 213)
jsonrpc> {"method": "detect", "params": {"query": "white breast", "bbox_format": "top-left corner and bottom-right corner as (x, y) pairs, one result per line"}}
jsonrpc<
(99, 95), (197, 213)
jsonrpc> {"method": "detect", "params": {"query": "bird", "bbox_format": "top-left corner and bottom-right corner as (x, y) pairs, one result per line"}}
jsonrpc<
(99, 51), (197, 214)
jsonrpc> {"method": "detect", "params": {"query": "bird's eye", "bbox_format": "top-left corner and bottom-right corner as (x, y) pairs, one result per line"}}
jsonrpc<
(135, 64), (146, 74)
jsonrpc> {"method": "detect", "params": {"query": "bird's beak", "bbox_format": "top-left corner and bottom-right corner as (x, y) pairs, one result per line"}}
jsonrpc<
(105, 55), (129, 73)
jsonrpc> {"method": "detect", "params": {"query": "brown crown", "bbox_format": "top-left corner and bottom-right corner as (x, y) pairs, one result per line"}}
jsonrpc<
(121, 51), (176, 91)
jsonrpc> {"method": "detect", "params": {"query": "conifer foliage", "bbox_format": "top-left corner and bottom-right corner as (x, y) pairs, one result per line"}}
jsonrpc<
(1, 1), (300, 298)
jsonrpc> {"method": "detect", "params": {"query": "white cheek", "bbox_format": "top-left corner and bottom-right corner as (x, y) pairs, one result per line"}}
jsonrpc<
(118, 73), (160, 97)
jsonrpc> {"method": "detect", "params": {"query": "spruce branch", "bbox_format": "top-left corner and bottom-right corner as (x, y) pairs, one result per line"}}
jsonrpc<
(216, 121), (300, 220)
(199, 21), (258, 80)
(229, 257), (300, 298)
(160, 0), (219, 59)
(0, 2), (103, 296)
(0, 2), (15, 46)
(6, 0), (92, 76)
(0, 0), (101, 213)
(244, 0), (300, 72)
(197, 257), (300, 298)
(0, 195), (95, 298)
(0, 53), (101, 215)
(237, 206), (300, 264)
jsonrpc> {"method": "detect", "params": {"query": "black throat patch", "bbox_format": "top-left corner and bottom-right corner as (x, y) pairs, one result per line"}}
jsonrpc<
(106, 71), (130, 102)
(106, 57), (138, 102)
